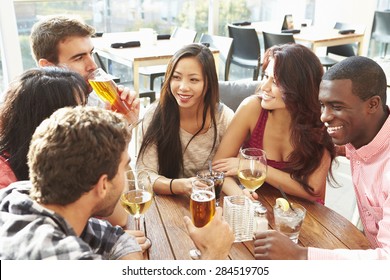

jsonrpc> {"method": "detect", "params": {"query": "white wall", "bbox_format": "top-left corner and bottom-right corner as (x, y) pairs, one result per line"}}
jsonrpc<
(325, 157), (360, 226)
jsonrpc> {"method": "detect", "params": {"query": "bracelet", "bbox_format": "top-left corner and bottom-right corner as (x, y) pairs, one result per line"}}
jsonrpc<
(169, 179), (176, 195)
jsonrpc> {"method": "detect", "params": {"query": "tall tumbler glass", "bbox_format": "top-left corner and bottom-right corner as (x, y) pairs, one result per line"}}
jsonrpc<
(196, 169), (224, 206)
(273, 202), (306, 243)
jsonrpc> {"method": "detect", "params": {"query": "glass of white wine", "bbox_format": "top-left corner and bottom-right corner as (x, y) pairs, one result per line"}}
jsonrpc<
(238, 148), (267, 193)
(120, 169), (153, 231)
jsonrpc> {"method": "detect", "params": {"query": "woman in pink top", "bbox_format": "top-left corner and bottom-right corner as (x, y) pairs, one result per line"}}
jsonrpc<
(213, 44), (335, 203)
(254, 56), (390, 259)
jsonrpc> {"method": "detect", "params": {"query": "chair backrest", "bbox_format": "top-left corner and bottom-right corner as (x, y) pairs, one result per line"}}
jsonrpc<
(262, 31), (295, 51)
(219, 80), (260, 111)
(371, 10), (390, 39)
(326, 22), (364, 57)
(199, 33), (233, 81)
(171, 27), (198, 44)
(92, 52), (120, 83)
(227, 24), (260, 61)
(93, 52), (107, 71)
(232, 21), (251, 26)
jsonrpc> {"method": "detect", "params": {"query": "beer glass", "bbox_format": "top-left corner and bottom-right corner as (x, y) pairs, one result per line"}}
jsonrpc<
(189, 178), (215, 259)
(196, 169), (224, 206)
(238, 148), (267, 192)
(120, 169), (153, 231)
(88, 68), (131, 115)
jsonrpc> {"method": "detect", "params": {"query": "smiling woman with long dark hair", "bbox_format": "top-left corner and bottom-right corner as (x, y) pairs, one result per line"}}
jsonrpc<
(213, 43), (336, 203)
(137, 43), (234, 196)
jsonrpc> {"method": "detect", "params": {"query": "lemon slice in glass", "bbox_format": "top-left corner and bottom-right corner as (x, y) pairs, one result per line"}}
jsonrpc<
(275, 198), (290, 211)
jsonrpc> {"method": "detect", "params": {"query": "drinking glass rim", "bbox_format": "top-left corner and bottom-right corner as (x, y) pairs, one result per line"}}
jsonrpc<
(273, 203), (306, 217)
(240, 147), (267, 157)
(196, 169), (225, 178)
(191, 178), (215, 194)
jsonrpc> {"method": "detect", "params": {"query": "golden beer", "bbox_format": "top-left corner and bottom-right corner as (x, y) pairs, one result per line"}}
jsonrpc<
(88, 79), (130, 115)
(190, 190), (216, 227)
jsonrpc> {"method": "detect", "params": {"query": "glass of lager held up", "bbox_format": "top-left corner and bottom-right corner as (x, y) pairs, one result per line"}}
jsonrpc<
(189, 178), (216, 259)
(88, 68), (131, 115)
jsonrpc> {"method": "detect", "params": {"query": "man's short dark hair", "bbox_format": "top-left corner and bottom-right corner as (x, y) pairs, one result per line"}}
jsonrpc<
(323, 56), (387, 108)
(30, 15), (96, 64)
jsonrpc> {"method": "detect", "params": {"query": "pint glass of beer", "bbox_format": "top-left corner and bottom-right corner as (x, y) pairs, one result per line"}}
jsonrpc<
(190, 178), (216, 228)
(88, 68), (130, 115)
(189, 178), (215, 259)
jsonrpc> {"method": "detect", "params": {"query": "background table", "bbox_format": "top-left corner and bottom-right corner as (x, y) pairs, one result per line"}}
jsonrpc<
(293, 26), (365, 55)
(92, 32), (219, 95)
(250, 22), (365, 55)
(132, 185), (370, 260)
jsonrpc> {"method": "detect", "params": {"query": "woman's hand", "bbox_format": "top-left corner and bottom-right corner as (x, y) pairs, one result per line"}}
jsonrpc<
(171, 177), (196, 196)
(242, 188), (259, 201)
(212, 157), (239, 176)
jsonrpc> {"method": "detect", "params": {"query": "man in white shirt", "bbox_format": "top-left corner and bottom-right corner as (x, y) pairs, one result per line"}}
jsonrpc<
(29, 14), (140, 124)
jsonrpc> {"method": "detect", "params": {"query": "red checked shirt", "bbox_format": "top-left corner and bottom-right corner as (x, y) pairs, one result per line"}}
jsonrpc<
(0, 154), (17, 189)
(309, 109), (390, 259)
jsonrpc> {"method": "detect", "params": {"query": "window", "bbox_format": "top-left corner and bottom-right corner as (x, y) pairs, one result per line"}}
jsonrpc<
(0, 44), (3, 95)
(217, 0), (315, 36)
(13, 0), (206, 72)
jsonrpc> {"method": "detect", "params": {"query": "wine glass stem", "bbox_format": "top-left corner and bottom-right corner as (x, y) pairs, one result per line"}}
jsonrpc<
(134, 216), (141, 231)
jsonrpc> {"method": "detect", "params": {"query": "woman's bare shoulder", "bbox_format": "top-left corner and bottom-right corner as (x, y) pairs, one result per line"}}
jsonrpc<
(236, 95), (262, 114)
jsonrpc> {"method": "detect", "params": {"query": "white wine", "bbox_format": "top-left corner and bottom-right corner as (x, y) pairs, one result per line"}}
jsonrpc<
(238, 169), (266, 191)
(120, 190), (153, 217)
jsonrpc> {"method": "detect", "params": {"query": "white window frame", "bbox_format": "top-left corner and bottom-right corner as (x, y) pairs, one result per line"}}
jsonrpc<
(0, 0), (23, 94)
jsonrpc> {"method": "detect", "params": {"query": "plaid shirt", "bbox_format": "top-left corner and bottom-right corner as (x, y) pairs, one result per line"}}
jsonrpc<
(0, 181), (141, 259)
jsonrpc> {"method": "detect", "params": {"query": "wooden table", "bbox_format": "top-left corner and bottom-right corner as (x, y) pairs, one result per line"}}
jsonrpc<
(250, 22), (365, 55)
(92, 32), (219, 95)
(293, 26), (365, 55)
(135, 185), (370, 260)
